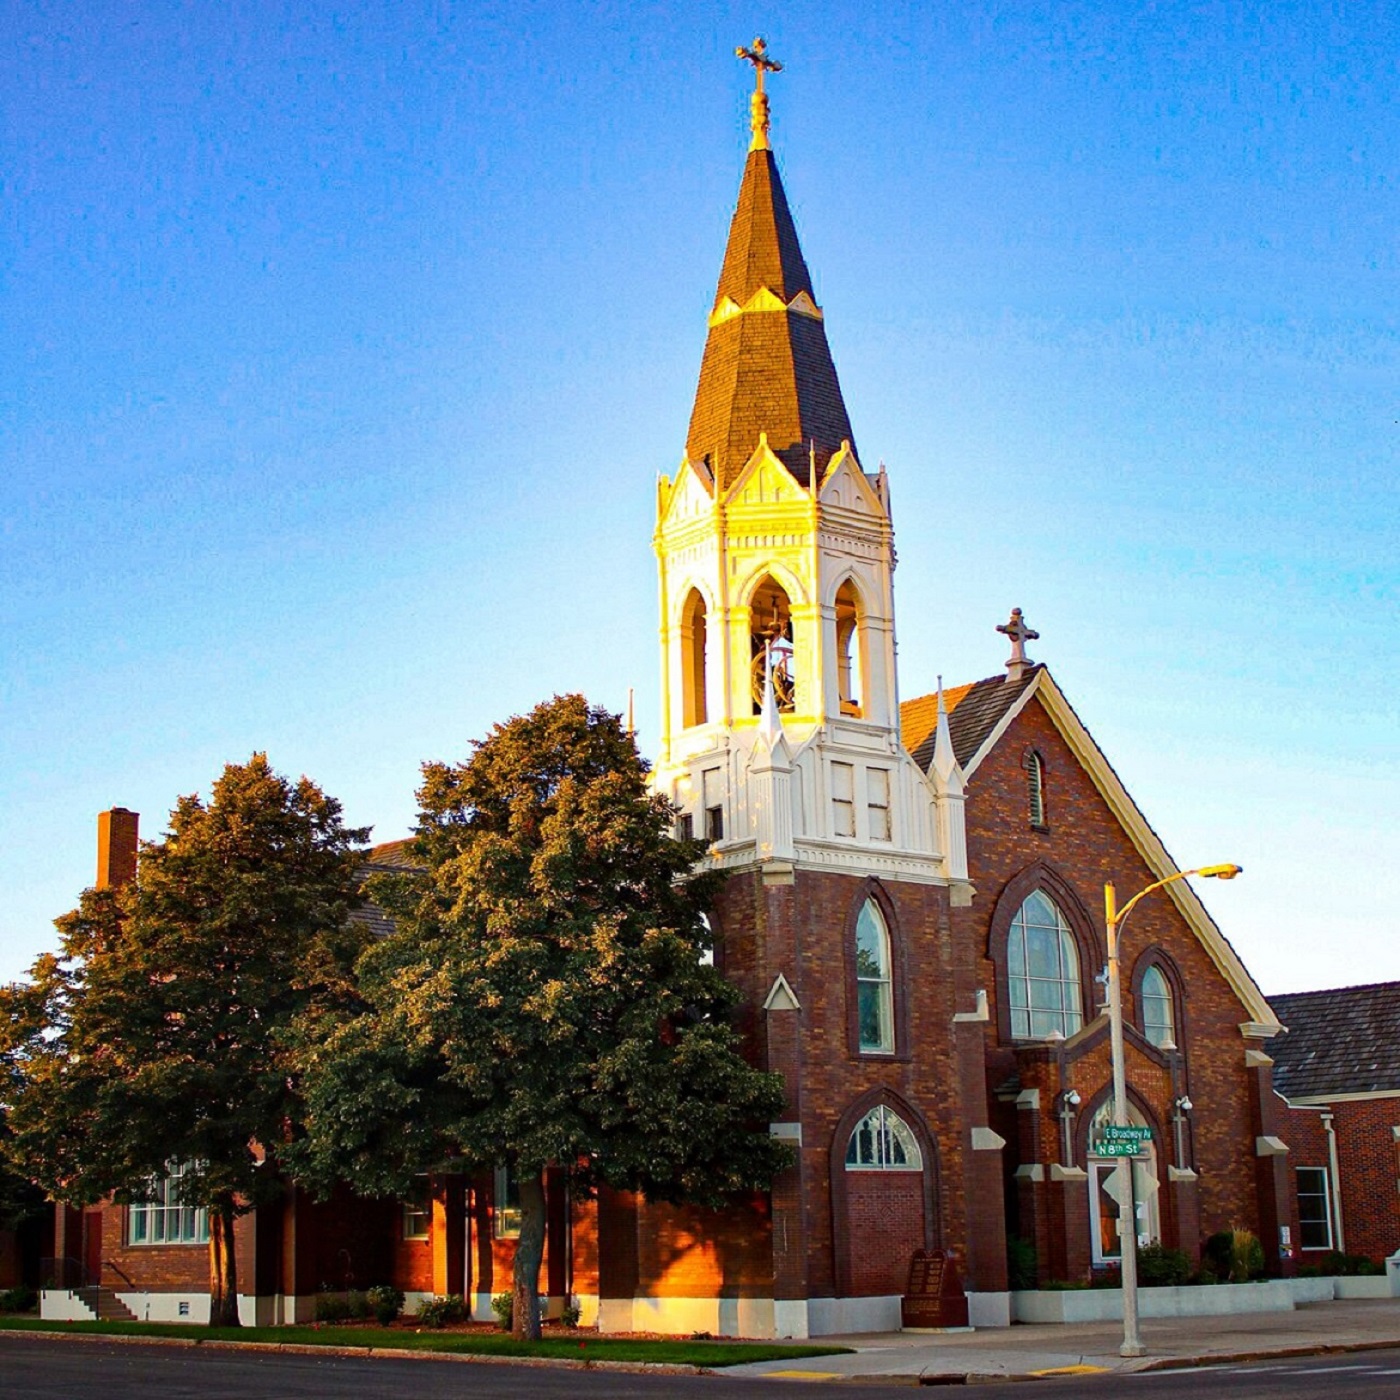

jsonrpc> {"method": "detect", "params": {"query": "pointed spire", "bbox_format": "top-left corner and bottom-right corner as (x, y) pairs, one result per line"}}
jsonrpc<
(685, 48), (856, 493)
(933, 676), (958, 781)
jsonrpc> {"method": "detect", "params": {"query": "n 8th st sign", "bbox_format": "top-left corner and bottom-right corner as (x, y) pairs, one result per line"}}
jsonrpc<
(1093, 1124), (1153, 1158)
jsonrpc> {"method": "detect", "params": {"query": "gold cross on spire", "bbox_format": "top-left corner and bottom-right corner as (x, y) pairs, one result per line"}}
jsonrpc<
(736, 36), (782, 152)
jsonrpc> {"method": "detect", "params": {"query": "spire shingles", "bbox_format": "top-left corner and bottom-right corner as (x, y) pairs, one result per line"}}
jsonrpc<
(685, 148), (856, 491)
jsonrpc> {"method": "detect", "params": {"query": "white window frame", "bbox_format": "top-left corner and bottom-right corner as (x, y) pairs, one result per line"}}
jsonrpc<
(1296, 1166), (1333, 1251)
(1007, 891), (1083, 1040)
(845, 1104), (923, 1171)
(832, 762), (856, 838)
(866, 768), (892, 842)
(855, 899), (895, 1053)
(1140, 964), (1175, 1048)
(127, 1162), (209, 1246)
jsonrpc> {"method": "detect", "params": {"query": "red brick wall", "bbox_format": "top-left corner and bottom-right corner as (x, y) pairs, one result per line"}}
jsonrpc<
(962, 693), (1273, 1256)
(844, 1171), (924, 1294)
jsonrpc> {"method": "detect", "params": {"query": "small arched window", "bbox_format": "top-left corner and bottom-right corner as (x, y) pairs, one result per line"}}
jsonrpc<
(749, 575), (795, 715)
(681, 588), (708, 728)
(855, 899), (894, 1053)
(1141, 965), (1175, 1048)
(845, 1105), (923, 1170)
(1008, 891), (1082, 1039)
(1027, 752), (1046, 827)
(835, 579), (863, 717)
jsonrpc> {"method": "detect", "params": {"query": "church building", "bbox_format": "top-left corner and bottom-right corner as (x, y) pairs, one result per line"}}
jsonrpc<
(42, 47), (1392, 1337)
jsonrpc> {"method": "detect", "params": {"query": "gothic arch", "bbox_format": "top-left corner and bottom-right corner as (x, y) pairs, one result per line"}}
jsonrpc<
(829, 1087), (944, 1297)
(1129, 945), (1190, 1057)
(669, 576), (717, 627)
(986, 862), (1100, 1044)
(736, 561), (808, 609)
(842, 878), (911, 1058)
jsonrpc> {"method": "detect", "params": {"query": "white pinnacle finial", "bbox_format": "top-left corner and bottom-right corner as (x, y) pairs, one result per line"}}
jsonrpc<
(758, 639), (782, 743)
(933, 675), (957, 780)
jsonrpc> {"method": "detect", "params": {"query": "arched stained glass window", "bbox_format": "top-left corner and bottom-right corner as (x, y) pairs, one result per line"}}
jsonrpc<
(1007, 891), (1082, 1039)
(1141, 965), (1174, 1048)
(845, 1104), (923, 1170)
(855, 899), (894, 1052)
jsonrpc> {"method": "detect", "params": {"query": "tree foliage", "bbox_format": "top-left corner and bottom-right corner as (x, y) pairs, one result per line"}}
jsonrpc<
(289, 695), (791, 1338)
(0, 755), (368, 1325)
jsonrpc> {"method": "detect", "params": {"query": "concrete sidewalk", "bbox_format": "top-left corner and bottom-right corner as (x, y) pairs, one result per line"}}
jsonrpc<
(725, 1299), (1400, 1384)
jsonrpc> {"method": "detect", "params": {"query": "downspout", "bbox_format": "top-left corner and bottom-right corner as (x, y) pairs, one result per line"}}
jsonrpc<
(1322, 1112), (1345, 1253)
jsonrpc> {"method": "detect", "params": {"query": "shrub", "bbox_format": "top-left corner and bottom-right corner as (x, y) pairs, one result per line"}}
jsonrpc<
(367, 1284), (404, 1325)
(345, 1290), (372, 1320)
(1006, 1235), (1038, 1291)
(314, 1291), (352, 1323)
(415, 1294), (465, 1329)
(1090, 1264), (1122, 1289)
(1204, 1228), (1265, 1282)
(0, 1285), (38, 1313)
(491, 1292), (513, 1330)
(1316, 1251), (1382, 1277)
(559, 1296), (582, 1328)
(1136, 1245), (1192, 1288)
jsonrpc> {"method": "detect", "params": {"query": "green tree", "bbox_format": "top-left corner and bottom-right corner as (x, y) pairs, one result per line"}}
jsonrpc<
(289, 695), (791, 1339)
(0, 755), (368, 1326)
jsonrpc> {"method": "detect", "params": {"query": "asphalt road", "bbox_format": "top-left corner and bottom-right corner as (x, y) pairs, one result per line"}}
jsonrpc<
(4, 1337), (1400, 1398)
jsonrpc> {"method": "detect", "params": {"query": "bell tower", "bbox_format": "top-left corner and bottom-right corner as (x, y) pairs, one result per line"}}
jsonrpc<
(653, 45), (966, 886)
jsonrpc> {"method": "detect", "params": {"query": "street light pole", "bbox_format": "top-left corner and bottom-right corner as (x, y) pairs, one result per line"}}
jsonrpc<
(1104, 880), (1143, 1357)
(1102, 864), (1241, 1361)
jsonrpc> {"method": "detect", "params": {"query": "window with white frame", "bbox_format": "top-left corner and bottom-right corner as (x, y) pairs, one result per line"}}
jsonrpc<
(493, 1162), (522, 1239)
(128, 1163), (209, 1246)
(832, 762), (855, 837)
(402, 1176), (431, 1241)
(702, 767), (724, 842)
(855, 899), (894, 1052)
(866, 768), (891, 842)
(1140, 965), (1175, 1048)
(1296, 1167), (1333, 1250)
(1007, 891), (1083, 1039)
(845, 1104), (923, 1170)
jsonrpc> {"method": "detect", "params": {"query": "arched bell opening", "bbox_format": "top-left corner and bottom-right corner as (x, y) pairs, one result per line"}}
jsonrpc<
(679, 588), (709, 728)
(835, 579), (865, 718)
(749, 574), (795, 715)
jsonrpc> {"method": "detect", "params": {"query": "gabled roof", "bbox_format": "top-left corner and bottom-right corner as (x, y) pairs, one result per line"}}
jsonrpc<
(349, 837), (420, 940)
(901, 669), (1041, 774)
(1269, 983), (1400, 1099)
(903, 666), (1279, 1032)
(685, 147), (855, 492)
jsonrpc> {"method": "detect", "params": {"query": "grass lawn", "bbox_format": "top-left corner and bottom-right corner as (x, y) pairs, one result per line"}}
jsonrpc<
(0, 1316), (852, 1367)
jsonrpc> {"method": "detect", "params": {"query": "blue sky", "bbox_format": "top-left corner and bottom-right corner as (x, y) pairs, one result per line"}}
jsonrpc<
(2, 1), (1395, 993)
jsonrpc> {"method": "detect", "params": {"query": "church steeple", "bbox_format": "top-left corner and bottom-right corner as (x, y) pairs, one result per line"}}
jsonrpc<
(685, 46), (855, 492)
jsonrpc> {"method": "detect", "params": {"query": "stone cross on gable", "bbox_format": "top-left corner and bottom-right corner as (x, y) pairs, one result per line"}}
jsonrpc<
(997, 607), (1040, 683)
(736, 37), (782, 152)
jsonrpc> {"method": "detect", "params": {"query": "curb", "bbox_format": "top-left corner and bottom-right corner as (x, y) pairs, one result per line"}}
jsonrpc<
(0, 1328), (708, 1375)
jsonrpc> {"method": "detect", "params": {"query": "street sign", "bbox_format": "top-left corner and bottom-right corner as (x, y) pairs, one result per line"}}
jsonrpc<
(1099, 1125), (1152, 1142)
(1092, 1140), (1149, 1157)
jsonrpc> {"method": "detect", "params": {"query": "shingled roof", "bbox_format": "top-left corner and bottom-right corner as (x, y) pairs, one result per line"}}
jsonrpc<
(901, 667), (1043, 774)
(1269, 982), (1400, 1099)
(348, 837), (420, 941)
(685, 147), (855, 492)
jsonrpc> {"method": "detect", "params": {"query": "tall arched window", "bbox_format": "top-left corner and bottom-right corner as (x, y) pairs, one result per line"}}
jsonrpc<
(845, 1104), (923, 1169)
(680, 588), (708, 727)
(1007, 891), (1082, 1039)
(749, 575), (795, 714)
(855, 899), (894, 1053)
(835, 579), (863, 717)
(1026, 751), (1046, 827)
(1140, 965), (1174, 1048)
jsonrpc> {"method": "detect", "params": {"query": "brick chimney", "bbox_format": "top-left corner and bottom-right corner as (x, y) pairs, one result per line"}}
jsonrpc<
(96, 807), (139, 890)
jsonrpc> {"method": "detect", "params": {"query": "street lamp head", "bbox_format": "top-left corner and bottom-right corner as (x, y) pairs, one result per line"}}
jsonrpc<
(1063, 1088), (1082, 1107)
(1197, 864), (1243, 880)
(1176, 1096), (1193, 1113)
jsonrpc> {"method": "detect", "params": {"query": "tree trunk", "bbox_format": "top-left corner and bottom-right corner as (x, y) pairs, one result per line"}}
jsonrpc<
(511, 1171), (546, 1340)
(208, 1193), (240, 1327)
